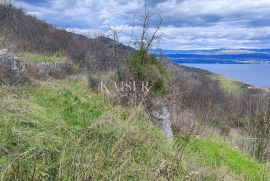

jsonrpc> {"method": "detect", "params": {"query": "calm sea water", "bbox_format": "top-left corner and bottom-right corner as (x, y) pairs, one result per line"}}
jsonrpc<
(182, 64), (270, 88)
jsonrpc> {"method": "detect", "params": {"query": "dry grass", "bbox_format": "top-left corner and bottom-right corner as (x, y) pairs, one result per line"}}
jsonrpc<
(0, 78), (188, 180)
(1, 76), (269, 180)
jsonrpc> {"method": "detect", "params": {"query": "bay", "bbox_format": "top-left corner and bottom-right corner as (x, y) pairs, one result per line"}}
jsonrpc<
(182, 64), (270, 88)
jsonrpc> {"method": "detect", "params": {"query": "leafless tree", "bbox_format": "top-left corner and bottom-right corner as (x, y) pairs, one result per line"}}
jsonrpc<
(139, 0), (163, 58)
(106, 21), (125, 78)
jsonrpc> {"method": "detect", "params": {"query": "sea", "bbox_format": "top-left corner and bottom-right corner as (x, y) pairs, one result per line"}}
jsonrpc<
(182, 63), (270, 88)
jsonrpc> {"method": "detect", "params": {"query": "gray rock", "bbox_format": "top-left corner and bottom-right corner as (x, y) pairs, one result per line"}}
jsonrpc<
(152, 106), (173, 139)
(37, 62), (74, 79)
(0, 49), (29, 84)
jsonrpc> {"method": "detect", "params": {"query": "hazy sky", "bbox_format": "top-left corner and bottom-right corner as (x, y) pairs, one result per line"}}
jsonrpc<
(14, 0), (270, 50)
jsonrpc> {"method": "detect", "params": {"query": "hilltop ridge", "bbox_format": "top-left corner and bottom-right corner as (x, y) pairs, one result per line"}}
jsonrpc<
(0, 5), (132, 71)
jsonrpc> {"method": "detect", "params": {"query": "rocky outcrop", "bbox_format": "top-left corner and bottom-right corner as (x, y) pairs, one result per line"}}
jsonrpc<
(0, 49), (76, 83)
(37, 62), (75, 79)
(147, 98), (173, 140)
(103, 87), (174, 140)
(152, 106), (173, 140)
(0, 49), (30, 84)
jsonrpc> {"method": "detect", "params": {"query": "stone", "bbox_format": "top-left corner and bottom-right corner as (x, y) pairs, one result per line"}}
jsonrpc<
(0, 49), (29, 84)
(37, 62), (74, 79)
(152, 106), (173, 139)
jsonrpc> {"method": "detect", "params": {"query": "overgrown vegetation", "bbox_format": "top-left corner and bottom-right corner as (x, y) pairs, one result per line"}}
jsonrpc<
(19, 50), (67, 63)
(0, 5), (132, 71)
(212, 74), (246, 94)
(1, 2), (270, 180)
(128, 48), (169, 95)
(1, 77), (268, 180)
(176, 136), (270, 180)
(167, 64), (270, 162)
(120, 1), (169, 96)
(0, 78), (187, 180)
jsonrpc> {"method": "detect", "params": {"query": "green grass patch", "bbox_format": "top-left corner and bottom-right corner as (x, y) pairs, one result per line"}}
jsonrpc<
(31, 81), (103, 128)
(19, 51), (66, 63)
(212, 74), (245, 94)
(176, 136), (269, 180)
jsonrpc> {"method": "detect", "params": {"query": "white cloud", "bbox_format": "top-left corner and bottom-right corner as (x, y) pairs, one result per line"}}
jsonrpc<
(157, 0), (270, 27)
(13, 0), (270, 50)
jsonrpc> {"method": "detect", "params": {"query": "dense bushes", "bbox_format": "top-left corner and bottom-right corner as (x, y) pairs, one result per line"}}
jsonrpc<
(225, 92), (270, 161)
(167, 63), (270, 161)
(128, 48), (169, 96)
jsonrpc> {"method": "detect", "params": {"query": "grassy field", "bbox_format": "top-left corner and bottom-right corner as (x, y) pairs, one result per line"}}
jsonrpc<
(212, 74), (246, 94)
(0, 77), (268, 180)
(19, 51), (66, 63)
(0, 77), (187, 180)
(176, 136), (269, 180)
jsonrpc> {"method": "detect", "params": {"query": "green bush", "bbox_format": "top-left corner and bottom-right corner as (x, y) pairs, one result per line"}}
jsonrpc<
(128, 48), (169, 95)
(88, 74), (101, 91)
(55, 50), (66, 58)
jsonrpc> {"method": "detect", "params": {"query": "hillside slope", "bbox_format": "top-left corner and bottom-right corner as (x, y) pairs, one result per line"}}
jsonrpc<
(0, 5), (132, 71)
(1, 4), (270, 181)
(0, 77), (268, 180)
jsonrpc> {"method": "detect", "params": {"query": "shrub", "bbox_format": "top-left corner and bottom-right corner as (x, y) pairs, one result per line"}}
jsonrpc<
(55, 49), (65, 58)
(128, 48), (169, 96)
(88, 74), (101, 91)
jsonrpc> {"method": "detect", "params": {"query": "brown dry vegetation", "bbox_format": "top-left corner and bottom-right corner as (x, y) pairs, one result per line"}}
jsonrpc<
(0, 5), (133, 71)
(166, 63), (270, 162)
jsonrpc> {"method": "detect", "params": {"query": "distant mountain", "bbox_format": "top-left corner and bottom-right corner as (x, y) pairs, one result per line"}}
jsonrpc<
(153, 49), (270, 64)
